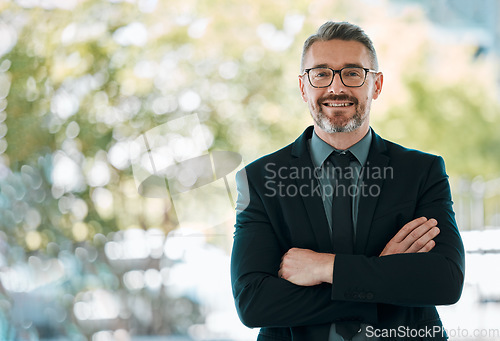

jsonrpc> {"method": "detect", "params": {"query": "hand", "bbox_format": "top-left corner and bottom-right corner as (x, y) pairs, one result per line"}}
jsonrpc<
(379, 217), (440, 257)
(278, 248), (335, 286)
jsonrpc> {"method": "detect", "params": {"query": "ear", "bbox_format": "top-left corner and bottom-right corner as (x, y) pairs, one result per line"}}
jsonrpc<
(298, 75), (308, 102)
(372, 72), (383, 100)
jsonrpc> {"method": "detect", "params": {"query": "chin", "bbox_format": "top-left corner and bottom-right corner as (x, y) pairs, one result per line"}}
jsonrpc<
(317, 116), (360, 134)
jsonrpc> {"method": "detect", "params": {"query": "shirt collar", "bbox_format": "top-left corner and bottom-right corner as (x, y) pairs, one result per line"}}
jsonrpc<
(349, 129), (372, 166)
(309, 128), (372, 167)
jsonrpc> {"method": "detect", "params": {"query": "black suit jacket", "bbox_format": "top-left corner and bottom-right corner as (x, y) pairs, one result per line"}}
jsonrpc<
(231, 127), (465, 340)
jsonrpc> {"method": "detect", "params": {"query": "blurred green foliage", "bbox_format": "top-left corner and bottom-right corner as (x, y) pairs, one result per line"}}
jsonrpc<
(376, 75), (500, 177)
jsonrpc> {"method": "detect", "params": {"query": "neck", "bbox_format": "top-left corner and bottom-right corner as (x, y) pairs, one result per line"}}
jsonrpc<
(314, 121), (370, 150)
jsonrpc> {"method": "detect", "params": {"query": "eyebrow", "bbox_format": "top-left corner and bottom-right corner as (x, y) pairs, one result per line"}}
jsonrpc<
(309, 63), (364, 69)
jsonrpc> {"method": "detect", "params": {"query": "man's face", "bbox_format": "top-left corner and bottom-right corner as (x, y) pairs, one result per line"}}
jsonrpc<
(299, 39), (383, 134)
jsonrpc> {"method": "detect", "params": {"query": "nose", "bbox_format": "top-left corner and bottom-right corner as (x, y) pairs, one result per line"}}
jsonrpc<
(327, 71), (346, 94)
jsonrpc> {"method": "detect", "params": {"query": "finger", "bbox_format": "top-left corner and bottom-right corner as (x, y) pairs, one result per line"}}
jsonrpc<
(406, 226), (440, 253)
(400, 219), (438, 249)
(392, 217), (428, 243)
(281, 248), (293, 262)
(278, 265), (285, 279)
(379, 218), (438, 256)
(278, 256), (286, 277)
(416, 240), (436, 253)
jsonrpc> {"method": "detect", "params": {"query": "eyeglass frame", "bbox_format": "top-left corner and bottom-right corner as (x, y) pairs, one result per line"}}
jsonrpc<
(301, 66), (378, 88)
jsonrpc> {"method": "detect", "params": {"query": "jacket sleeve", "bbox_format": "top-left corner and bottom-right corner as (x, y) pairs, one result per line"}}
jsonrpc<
(331, 156), (465, 306)
(231, 169), (378, 328)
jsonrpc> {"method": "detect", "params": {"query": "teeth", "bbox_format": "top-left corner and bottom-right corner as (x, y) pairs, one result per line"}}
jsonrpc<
(325, 103), (352, 107)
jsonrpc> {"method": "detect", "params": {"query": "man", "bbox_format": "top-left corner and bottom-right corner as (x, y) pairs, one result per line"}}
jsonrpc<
(231, 21), (465, 340)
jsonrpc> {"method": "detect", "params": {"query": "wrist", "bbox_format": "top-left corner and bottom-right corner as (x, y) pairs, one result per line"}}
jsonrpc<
(317, 253), (335, 284)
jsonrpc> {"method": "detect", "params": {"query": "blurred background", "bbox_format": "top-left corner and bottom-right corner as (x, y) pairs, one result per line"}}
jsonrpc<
(0, 0), (500, 340)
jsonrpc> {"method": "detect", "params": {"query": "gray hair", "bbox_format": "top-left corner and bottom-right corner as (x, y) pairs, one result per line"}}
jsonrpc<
(301, 21), (378, 72)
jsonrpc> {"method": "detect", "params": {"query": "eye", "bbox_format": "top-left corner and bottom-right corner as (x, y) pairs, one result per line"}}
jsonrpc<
(311, 70), (329, 78)
(343, 68), (363, 78)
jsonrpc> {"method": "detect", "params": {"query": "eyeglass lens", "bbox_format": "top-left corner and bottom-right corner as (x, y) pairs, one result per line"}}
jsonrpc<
(308, 67), (366, 87)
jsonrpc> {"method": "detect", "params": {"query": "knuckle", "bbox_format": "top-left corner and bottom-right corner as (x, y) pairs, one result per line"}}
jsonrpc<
(409, 230), (420, 240)
(413, 239), (425, 249)
(402, 223), (413, 232)
(389, 246), (400, 254)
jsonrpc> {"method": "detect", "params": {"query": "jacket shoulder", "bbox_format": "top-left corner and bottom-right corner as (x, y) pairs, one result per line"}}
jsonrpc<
(382, 138), (442, 163)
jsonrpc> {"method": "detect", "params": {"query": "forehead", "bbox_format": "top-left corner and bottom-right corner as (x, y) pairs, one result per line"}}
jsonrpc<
(303, 39), (371, 68)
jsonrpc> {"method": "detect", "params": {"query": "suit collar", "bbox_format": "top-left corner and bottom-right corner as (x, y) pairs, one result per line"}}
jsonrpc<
(308, 129), (372, 168)
(291, 126), (314, 158)
(368, 127), (388, 155)
(292, 126), (385, 158)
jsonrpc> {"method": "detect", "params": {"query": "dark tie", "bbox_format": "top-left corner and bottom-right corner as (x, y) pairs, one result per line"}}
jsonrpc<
(331, 151), (354, 254)
(331, 151), (360, 340)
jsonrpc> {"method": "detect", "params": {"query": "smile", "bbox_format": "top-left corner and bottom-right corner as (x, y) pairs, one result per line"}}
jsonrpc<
(323, 102), (354, 107)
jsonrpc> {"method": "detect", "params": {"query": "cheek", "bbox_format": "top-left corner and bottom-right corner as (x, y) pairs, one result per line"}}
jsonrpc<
(301, 89), (315, 104)
(355, 90), (372, 103)
(303, 88), (317, 103)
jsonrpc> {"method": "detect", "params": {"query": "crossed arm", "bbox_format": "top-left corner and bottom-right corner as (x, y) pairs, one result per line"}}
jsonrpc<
(279, 217), (440, 286)
(232, 156), (465, 328)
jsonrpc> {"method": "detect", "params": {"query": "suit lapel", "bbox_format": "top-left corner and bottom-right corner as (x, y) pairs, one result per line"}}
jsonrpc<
(355, 131), (390, 254)
(289, 127), (333, 253)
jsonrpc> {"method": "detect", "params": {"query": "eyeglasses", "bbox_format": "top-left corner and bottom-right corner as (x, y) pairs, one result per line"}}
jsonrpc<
(302, 67), (377, 88)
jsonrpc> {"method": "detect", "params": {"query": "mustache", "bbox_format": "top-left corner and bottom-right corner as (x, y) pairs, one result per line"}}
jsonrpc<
(318, 94), (358, 105)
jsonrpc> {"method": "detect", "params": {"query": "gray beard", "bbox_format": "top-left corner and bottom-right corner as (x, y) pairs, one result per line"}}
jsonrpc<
(313, 104), (368, 133)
